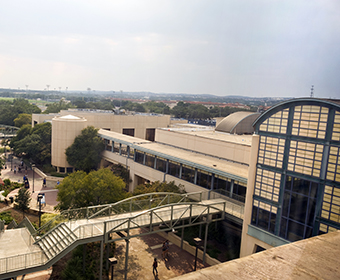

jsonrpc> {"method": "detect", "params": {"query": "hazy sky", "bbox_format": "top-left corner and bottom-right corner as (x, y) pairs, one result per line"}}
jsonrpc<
(0, 1), (339, 98)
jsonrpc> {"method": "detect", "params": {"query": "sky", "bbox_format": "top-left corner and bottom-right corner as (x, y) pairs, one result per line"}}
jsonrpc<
(0, 0), (339, 98)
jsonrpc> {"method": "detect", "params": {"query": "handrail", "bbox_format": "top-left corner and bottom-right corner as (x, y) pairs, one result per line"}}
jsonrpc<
(0, 199), (232, 276)
(33, 189), (244, 237)
(34, 191), (202, 237)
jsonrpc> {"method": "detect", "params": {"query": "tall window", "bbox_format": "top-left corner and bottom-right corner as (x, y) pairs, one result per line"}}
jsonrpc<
(279, 177), (318, 242)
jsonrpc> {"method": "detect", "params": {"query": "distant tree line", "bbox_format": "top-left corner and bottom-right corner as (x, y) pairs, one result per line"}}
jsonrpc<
(40, 98), (256, 119)
(0, 98), (40, 126)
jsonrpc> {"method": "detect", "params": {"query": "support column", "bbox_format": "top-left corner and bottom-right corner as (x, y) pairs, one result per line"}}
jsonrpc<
(181, 220), (184, 250)
(124, 239), (130, 280)
(203, 222), (209, 265)
(230, 180), (234, 198)
(106, 243), (110, 270)
(99, 240), (104, 280)
(83, 244), (86, 275)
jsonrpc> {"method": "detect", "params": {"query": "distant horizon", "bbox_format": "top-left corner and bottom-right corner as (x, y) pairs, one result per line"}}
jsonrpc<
(0, 87), (306, 100)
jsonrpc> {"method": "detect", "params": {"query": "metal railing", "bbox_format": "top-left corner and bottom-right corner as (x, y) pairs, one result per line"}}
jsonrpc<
(0, 191), (242, 276)
(0, 251), (46, 274)
(33, 190), (244, 237)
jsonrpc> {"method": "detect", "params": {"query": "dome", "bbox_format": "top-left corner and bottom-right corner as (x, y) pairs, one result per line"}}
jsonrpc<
(215, 111), (260, 134)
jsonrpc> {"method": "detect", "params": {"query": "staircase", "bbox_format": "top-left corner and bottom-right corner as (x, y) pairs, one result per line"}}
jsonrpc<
(35, 223), (77, 260)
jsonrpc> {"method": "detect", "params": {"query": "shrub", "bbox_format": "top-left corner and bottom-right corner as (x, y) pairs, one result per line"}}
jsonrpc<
(3, 179), (11, 186)
(0, 211), (14, 225)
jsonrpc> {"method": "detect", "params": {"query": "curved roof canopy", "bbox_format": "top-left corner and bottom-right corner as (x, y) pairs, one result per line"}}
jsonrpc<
(215, 111), (260, 134)
(253, 98), (340, 131)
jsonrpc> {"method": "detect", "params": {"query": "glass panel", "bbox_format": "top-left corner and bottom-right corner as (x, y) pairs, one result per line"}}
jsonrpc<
(135, 151), (144, 164)
(168, 161), (180, 178)
(156, 157), (167, 172)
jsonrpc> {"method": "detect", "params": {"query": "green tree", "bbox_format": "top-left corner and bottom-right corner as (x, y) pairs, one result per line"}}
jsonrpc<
(56, 168), (130, 210)
(15, 188), (31, 218)
(144, 101), (170, 114)
(171, 101), (189, 118)
(43, 99), (73, 114)
(11, 124), (32, 143)
(0, 154), (5, 176)
(65, 126), (105, 173)
(0, 98), (40, 126)
(14, 113), (32, 128)
(10, 122), (51, 164)
(133, 181), (185, 196)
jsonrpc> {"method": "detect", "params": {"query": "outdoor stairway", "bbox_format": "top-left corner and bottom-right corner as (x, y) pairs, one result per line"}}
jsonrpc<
(34, 223), (77, 260)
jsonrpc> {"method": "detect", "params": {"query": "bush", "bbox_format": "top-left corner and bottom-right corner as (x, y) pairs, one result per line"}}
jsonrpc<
(3, 179), (11, 186)
(42, 164), (56, 174)
(0, 211), (14, 225)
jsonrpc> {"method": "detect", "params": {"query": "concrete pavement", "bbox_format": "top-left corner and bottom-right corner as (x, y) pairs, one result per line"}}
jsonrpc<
(1, 156), (59, 213)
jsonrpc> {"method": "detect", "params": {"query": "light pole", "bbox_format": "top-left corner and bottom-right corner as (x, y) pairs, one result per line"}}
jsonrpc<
(193, 237), (202, 271)
(38, 194), (43, 227)
(108, 257), (117, 280)
(32, 164), (35, 193)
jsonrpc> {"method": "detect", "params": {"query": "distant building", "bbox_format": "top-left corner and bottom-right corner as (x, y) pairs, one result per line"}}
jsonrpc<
(32, 109), (170, 173)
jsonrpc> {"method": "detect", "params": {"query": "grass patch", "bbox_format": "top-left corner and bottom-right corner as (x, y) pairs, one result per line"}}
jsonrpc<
(0, 180), (23, 197)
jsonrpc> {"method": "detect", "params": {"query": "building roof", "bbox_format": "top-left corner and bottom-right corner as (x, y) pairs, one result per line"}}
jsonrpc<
(58, 114), (83, 120)
(159, 127), (253, 146)
(253, 98), (340, 128)
(99, 129), (249, 182)
(215, 111), (260, 134)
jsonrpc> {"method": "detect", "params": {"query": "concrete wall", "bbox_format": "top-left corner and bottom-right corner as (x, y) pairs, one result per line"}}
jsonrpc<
(32, 113), (58, 126)
(155, 129), (251, 165)
(58, 111), (170, 138)
(51, 115), (87, 169)
(240, 134), (262, 257)
(47, 111), (171, 171)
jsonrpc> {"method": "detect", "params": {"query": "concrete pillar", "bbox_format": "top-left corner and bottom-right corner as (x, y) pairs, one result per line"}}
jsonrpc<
(240, 134), (260, 257)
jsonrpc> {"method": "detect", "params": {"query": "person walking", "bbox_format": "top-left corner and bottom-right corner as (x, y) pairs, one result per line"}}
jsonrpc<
(43, 177), (47, 188)
(152, 258), (158, 275)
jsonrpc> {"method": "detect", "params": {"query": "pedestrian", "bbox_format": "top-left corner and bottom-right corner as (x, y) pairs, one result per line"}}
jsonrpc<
(43, 177), (46, 188)
(162, 241), (167, 258)
(14, 166), (16, 174)
(152, 258), (158, 275)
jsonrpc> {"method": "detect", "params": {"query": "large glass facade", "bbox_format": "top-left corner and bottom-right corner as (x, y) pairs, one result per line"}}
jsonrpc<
(252, 100), (340, 242)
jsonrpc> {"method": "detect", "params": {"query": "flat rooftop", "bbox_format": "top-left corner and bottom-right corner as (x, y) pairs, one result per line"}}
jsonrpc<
(172, 230), (340, 280)
(99, 129), (249, 181)
(160, 126), (253, 146)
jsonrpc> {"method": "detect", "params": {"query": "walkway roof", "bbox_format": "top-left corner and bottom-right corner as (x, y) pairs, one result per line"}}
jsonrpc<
(99, 129), (248, 182)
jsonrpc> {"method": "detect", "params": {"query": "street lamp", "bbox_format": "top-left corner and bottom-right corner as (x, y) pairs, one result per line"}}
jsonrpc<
(32, 164), (35, 193)
(37, 194), (43, 227)
(193, 237), (202, 271)
(108, 257), (117, 280)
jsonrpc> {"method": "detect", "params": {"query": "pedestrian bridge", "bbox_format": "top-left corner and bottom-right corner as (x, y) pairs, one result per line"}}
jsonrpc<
(0, 124), (19, 139)
(0, 190), (244, 279)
